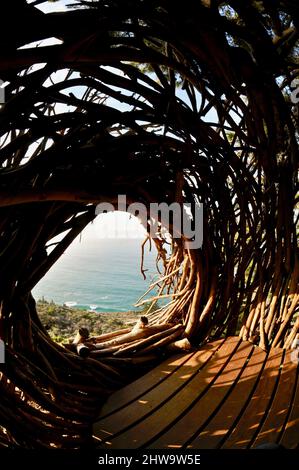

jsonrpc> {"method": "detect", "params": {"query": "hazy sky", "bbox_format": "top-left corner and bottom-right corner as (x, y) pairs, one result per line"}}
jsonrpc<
(80, 211), (147, 241)
(32, 0), (75, 13)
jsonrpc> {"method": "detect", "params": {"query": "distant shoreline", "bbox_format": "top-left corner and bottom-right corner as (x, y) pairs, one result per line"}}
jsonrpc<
(36, 299), (141, 343)
(36, 296), (138, 314)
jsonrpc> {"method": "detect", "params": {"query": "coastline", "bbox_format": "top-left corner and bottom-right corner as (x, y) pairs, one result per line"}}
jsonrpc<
(36, 299), (140, 343)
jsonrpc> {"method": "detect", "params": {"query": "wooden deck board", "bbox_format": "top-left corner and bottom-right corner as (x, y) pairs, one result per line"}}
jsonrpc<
(221, 348), (284, 448)
(185, 344), (267, 449)
(147, 340), (253, 449)
(93, 337), (299, 449)
(94, 338), (232, 444)
(252, 351), (297, 448)
(111, 338), (240, 449)
(280, 353), (299, 449)
(97, 338), (225, 421)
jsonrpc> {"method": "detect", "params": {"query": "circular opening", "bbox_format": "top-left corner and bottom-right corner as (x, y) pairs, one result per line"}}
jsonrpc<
(33, 211), (168, 342)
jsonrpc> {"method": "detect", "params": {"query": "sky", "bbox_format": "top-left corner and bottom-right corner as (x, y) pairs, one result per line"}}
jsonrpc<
(79, 211), (147, 241)
(29, 0), (75, 13)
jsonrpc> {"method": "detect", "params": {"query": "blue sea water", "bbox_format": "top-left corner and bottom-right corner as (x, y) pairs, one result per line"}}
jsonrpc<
(33, 238), (160, 312)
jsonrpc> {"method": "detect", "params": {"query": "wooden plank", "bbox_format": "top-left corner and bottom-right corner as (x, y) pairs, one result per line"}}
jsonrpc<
(148, 340), (253, 449)
(252, 351), (297, 448)
(95, 339), (225, 421)
(97, 352), (196, 419)
(97, 337), (240, 448)
(93, 338), (226, 443)
(279, 357), (299, 449)
(221, 348), (284, 449)
(185, 344), (267, 449)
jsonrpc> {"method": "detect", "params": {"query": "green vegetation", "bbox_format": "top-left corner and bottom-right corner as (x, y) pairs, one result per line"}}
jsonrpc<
(36, 299), (140, 343)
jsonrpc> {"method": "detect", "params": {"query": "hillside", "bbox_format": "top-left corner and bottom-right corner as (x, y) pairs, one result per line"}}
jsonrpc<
(36, 299), (140, 343)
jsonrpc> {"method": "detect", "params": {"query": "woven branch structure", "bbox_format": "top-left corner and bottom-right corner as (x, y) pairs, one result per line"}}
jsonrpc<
(0, 0), (298, 448)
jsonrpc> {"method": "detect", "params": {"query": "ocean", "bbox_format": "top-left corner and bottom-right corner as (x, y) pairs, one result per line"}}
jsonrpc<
(33, 237), (160, 312)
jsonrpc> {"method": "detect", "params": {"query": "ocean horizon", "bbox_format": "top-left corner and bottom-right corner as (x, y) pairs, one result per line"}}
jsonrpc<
(33, 237), (160, 312)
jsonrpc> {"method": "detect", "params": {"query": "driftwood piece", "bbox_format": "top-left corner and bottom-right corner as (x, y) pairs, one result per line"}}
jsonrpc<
(63, 327), (91, 357)
(165, 338), (193, 353)
(89, 327), (132, 344)
(136, 327), (185, 355)
(89, 344), (123, 357)
(93, 321), (174, 350)
(76, 343), (90, 358)
(114, 324), (184, 356)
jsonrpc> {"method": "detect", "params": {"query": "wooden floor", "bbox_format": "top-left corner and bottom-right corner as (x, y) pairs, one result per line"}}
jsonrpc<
(93, 337), (299, 449)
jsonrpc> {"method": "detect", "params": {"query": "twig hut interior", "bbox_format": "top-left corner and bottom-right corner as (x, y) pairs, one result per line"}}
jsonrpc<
(0, 0), (298, 448)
